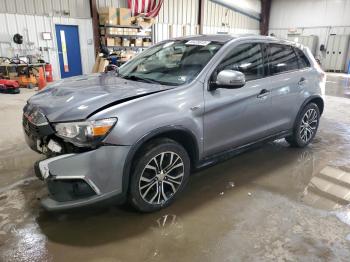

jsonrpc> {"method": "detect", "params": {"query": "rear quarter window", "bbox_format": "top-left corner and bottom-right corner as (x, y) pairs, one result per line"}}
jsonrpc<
(294, 48), (311, 68)
(267, 44), (299, 75)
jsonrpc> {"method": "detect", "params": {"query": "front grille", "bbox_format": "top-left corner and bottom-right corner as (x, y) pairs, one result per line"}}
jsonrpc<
(22, 113), (55, 138)
(23, 115), (41, 136)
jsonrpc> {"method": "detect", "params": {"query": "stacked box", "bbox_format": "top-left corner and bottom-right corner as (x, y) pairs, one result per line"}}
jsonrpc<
(117, 8), (131, 25)
(122, 38), (130, 47)
(98, 8), (132, 26)
(143, 39), (151, 47)
(134, 38), (142, 47)
(115, 37), (122, 46)
(98, 7), (118, 25)
(106, 37), (115, 46)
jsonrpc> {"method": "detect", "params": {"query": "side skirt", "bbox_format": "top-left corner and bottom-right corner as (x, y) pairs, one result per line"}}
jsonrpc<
(195, 130), (292, 171)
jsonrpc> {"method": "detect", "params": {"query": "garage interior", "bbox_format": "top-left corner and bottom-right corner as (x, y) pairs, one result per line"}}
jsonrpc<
(1, 0), (350, 261)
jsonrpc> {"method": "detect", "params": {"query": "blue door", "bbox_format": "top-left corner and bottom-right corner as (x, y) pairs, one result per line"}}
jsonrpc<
(55, 24), (83, 78)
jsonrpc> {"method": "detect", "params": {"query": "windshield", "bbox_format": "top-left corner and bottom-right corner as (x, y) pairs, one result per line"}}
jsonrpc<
(118, 40), (223, 86)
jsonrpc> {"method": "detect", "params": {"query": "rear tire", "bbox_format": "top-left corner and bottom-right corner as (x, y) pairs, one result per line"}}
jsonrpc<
(286, 103), (320, 148)
(129, 138), (190, 212)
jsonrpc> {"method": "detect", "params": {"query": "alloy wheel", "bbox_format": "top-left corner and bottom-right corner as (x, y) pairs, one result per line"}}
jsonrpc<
(300, 108), (318, 143)
(139, 151), (185, 205)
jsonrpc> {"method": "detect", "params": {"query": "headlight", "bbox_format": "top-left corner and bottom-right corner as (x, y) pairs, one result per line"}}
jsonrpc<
(55, 118), (117, 146)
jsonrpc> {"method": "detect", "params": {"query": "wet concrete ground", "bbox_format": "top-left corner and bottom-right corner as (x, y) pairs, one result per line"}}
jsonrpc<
(1, 73), (350, 261)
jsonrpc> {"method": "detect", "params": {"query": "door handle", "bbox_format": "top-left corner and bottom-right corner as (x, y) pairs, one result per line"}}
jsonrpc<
(257, 89), (270, 98)
(298, 77), (307, 86)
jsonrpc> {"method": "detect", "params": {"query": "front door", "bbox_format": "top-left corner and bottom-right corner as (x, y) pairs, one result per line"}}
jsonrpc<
(55, 24), (83, 78)
(203, 42), (274, 156)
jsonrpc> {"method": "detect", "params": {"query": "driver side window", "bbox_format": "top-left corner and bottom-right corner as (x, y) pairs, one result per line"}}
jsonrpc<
(217, 43), (265, 81)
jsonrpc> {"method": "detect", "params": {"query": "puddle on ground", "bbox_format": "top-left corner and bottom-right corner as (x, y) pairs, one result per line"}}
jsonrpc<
(1, 83), (350, 260)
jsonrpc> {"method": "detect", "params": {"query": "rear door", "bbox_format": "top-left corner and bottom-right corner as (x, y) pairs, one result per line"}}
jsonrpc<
(203, 42), (275, 156)
(265, 43), (309, 132)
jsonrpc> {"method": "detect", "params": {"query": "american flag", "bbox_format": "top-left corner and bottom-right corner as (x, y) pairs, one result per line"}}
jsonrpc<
(127, 0), (164, 17)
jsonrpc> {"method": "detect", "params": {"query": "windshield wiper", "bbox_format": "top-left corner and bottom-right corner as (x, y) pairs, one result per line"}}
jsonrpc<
(121, 75), (161, 85)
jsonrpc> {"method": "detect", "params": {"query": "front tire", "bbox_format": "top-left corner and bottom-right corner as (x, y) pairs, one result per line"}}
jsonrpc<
(286, 103), (320, 147)
(129, 138), (190, 212)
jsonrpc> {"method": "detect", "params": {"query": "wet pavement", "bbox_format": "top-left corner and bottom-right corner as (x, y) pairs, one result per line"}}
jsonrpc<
(1, 74), (350, 261)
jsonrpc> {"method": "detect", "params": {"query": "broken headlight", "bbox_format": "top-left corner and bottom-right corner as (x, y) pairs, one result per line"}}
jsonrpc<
(54, 118), (117, 147)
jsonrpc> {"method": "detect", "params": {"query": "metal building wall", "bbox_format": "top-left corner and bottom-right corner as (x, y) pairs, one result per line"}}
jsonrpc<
(0, 13), (95, 80)
(202, 0), (259, 35)
(96, 0), (128, 8)
(269, 0), (350, 70)
(154, 0), (199, 42)
(154, 0), (260, 43)
(0, 0), (91, 18)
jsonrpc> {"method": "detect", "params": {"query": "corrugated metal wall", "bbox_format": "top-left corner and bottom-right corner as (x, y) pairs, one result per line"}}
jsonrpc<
(0, 0), (261, 79)
(0, 0), (94, 80)
(269, 0), (350, 69)
(154, 0), (260, 42)
(96, 0), (127, 8)
(0, 13), (95, 80)
(0, 0), (91, 18)
(202, 0), (259, 35)
(154, 0), (199, 42)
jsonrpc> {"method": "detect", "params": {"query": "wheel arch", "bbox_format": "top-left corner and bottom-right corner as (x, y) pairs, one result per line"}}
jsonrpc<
(121, 126), (200, 196)
(297, 95), (324, 121)
(291, 95), (324, 132)
(306, 95), (324, 115)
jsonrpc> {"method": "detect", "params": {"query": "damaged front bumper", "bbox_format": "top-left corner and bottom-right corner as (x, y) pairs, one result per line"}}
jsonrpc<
(34, 145), (131, 211)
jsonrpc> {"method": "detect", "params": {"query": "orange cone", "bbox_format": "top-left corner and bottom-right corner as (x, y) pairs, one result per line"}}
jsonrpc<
(38, 67), (47, 90)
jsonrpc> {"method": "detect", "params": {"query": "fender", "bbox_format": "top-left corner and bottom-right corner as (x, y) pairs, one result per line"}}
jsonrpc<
(121, 125), (200, 197)
(293, 95), (324, 129)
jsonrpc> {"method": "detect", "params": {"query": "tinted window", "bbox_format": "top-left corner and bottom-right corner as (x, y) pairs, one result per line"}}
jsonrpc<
(217, 43), (265, 81)
(268, 44), (299, 75)
(294, 48), (311, 68)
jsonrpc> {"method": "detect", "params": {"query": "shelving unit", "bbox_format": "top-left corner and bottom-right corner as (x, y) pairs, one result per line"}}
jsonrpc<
(99, 24), (152, 51)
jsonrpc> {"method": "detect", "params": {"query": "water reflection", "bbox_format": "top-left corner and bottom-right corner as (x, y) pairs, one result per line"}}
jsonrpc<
(303, 166), (350, 210)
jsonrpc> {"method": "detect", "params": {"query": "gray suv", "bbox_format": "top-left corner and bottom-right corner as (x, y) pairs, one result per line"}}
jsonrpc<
(23, 35), (325, 212)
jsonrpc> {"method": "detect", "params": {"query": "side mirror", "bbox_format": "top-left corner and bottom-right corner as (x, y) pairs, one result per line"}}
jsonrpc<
(212, 70), (246, 89)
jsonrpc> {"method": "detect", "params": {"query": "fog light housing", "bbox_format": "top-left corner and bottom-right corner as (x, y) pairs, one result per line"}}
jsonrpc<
(47, 179), (96, 202)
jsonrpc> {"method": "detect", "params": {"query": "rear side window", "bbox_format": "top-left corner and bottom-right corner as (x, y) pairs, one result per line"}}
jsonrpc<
(267, 44), (299, 75)
(294, 48), (311, 68)
(217, 43), (265, 81)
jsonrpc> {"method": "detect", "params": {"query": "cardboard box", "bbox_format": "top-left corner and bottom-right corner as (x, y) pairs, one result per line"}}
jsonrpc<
(143, 40), (152, 47)
(116, 8), (131, 25)
(114, 37), (122, 46)
(116, 28), (124, 35)
(98, 7), (117, 25)
(106, 37), (115, 46)
(122, 38), (130, 47)
(136, 16), (155, 29)
(134, 38), (142, 47)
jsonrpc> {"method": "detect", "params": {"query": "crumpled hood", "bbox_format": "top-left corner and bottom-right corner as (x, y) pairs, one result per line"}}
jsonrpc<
(27, 73), (173, 122)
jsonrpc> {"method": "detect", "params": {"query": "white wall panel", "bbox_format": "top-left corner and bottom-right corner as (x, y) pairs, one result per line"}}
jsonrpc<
(156, 0), (198, 25)
(270, 0), (350, 28)
(0, 0), (91, 18)
(204, 0), (260, 31)
(96, 0), (128, 9)
(269, 0), (350, 70)
(0, 13), (95, 80)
